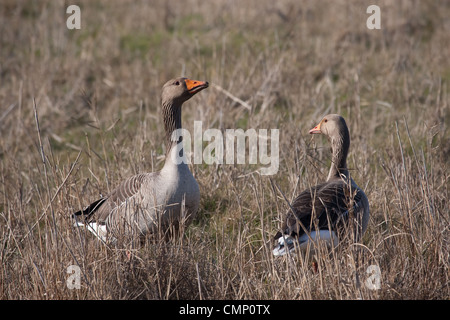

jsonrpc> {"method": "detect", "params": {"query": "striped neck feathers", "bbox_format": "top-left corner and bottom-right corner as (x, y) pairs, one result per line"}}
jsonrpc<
(162, 100), (184, 160)
(327, 126), (350, 181)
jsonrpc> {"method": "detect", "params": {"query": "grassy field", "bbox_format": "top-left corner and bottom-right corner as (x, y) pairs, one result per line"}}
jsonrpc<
(0, 0), (448, 300)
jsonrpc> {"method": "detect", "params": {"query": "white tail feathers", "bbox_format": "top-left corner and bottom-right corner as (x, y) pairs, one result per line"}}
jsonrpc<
(273, 230), (339, 256)
(73, 220), (109, 243)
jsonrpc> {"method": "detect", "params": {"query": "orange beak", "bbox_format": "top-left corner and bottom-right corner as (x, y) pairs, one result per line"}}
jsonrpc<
(185, 78), (209, 94)
(309, 121), (322, 134)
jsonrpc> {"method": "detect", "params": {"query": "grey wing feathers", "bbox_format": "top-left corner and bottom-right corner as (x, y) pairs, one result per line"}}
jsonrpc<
(109, 173), (147, 204)
(275, 179), (364, 240)
(75, 173), (149, 224)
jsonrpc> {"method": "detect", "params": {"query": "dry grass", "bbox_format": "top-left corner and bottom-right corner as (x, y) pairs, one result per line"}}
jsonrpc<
(0, 0), (449, 300)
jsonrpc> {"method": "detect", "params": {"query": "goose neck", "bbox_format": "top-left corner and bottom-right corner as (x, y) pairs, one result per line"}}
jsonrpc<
(327, 132), (350, 181)
(162, 100), (183, 158)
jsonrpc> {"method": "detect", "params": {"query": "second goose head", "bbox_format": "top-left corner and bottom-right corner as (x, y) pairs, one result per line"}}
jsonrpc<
(309, 114), (350, 180)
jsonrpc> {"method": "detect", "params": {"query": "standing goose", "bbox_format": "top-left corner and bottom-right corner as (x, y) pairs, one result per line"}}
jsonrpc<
(273, 114), (369, 256)
(73, 77), (209, 242)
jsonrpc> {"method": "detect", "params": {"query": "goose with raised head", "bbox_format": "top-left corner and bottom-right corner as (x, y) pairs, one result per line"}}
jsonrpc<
(273, 114), (369, 256)
(73, 77), (209, 242)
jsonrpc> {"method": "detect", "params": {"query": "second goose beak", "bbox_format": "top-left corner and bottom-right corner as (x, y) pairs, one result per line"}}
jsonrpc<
(309, 122), (322, 134)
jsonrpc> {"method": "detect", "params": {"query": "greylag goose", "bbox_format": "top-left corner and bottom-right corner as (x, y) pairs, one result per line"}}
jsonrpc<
(73, 77), (209, 242)
(273, 114), (369, 256)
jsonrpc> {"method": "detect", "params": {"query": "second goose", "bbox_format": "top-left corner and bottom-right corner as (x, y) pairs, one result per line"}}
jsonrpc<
(273, 114), (370, 256)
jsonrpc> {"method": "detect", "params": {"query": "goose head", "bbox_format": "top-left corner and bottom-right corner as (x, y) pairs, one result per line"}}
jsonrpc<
(161, 77), (209, 105)
(160, 77), (209, 157)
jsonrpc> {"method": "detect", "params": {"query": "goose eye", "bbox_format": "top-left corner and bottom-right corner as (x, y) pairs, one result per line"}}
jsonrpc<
(175, 81), (180, 86)
(324, 119), (328, 123)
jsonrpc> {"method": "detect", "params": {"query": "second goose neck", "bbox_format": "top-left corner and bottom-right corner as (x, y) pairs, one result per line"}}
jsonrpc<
(327, 132), (350, 181)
